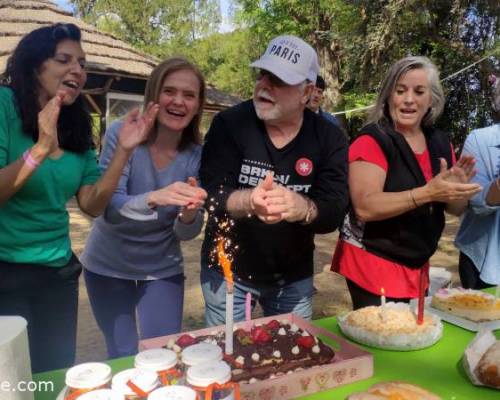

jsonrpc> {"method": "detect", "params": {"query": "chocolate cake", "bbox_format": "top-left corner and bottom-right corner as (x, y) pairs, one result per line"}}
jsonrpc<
(165, 319), (335, 383)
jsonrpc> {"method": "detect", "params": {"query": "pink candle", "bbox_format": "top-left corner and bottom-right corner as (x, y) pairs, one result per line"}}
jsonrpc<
(245, 292), (252, 331)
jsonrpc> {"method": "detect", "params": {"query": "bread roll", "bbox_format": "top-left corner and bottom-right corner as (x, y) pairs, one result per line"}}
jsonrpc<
(475, 341), (500, 389)
(347, 381), (441, 399)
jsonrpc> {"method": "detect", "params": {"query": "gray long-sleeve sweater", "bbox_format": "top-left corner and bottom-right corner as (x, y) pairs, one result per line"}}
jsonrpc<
(81, 120), (204, 280)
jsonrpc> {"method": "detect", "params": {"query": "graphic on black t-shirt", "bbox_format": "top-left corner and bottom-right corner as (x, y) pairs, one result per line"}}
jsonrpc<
(238, 159), (312, 193)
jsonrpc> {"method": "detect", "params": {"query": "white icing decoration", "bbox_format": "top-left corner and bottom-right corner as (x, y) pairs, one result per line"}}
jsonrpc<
(290, 324), (299, 332)
(236, 355), (245, 364)
(312, 345), (320, 354)
(251, 353), (260, 362)
(273, 350), (281, 358)
(292, 346), (300, 355)
(278, 328), (286, 336)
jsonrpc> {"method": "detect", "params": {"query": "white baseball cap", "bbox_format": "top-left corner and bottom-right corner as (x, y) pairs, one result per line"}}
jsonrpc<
(250, 35), (319, 85)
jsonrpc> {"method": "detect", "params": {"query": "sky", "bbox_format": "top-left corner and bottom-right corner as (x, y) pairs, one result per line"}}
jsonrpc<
(54, 0), (234, 32)
(54, 0), (71, 10)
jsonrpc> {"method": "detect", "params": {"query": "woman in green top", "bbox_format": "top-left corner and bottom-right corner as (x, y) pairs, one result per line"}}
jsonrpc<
(0, 23), (158, 373)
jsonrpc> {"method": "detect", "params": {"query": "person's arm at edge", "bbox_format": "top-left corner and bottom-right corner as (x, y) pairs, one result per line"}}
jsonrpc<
(464, 131), (500, 212)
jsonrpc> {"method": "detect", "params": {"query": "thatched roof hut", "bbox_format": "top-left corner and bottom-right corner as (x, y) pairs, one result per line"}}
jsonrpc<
(0, 0), (240, 135)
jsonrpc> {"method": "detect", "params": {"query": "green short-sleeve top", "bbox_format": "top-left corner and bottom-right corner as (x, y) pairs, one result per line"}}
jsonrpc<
(0, 87), (101, 267)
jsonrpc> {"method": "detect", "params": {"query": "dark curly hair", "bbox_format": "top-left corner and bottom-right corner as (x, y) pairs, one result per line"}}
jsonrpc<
(1, 23), (93, 153)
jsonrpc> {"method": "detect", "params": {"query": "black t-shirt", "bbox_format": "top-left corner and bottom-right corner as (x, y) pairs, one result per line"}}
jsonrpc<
(200, 100), (349, 286)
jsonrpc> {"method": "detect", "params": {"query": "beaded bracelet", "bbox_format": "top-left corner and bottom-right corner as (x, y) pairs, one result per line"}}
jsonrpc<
(22, 149), (40, 169)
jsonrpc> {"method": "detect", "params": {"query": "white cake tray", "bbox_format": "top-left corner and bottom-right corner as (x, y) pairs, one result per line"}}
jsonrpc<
(338, 302), (443, 351)
(56, 386), (67, 400)
(410, 297), (500, 332)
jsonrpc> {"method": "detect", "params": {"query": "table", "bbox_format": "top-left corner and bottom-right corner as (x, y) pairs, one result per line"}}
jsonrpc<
(33, 315), (500, 400)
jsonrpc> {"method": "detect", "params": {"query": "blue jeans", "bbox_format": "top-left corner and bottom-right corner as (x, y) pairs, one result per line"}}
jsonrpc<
(200, 266), (313, 327)
(84, 270), (184, 358)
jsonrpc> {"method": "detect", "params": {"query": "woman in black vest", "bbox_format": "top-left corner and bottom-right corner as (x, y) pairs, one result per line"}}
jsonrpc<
(332, 56), (481, 309)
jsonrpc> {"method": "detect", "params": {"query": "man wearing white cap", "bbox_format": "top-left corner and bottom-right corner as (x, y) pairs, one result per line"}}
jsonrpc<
(199, 35), (348, 325)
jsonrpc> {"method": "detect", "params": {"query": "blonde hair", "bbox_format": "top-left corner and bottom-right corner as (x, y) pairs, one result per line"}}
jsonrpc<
(367, 56), (445, 128)
(144, 57), (206, 150)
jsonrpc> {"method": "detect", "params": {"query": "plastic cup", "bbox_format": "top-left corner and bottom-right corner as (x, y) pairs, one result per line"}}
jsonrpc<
(186, 361), (234, 400)
(78, 389), (125, 400)
(147, 385), (197, 400)
(65, 362), (112, 397)
(111, 368), (159, 399)
(181, 343), (222, 368)
(135, 348), (180, 386)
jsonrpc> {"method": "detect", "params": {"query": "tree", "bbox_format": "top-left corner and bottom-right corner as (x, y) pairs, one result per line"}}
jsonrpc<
(188, 30), (255, 98)
(70, 0), (221, 57)
(236, 0), (499, 142)
(69, 0), (498, 141)
(236, 0), (360, 110)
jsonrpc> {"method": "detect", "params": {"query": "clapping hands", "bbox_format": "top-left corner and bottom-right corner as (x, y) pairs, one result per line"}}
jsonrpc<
(250, 172), (308, 224)
(118, 102), (160, 152)
(444, 155), (476, 184)
(36, 90), (65, 156)
(425, 157), (481, 203)
(148, 177), (207, 209)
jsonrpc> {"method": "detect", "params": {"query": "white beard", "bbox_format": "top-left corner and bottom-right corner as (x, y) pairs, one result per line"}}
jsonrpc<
(253, 98), (283, 122)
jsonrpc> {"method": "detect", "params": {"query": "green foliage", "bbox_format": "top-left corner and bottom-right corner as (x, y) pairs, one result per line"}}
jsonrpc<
(71, 0), (221, 57)
(186, 30), (256, 98)
(70, 0), (499, 143)
(235, 0), (499, 141)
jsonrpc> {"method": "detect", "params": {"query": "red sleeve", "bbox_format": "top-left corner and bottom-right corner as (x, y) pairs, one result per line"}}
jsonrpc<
(349, 135), (388, 172)
(451, 143), (457, 165)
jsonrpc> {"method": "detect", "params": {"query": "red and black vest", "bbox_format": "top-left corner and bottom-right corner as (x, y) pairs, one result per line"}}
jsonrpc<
(344, 122), (453, 268)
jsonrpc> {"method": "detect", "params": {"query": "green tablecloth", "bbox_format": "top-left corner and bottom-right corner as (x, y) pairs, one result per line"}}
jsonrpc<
(33, 316), (500, 400)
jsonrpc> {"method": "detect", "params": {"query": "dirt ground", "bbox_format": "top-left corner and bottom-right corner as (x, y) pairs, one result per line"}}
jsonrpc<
(69, 201), (461, 363)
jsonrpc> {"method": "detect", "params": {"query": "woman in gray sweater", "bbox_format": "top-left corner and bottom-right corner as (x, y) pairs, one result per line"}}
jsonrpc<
(81, 57), (207, 358)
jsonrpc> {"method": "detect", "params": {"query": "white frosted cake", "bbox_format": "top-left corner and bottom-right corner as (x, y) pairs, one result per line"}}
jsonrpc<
(338, 302), (442, 351)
